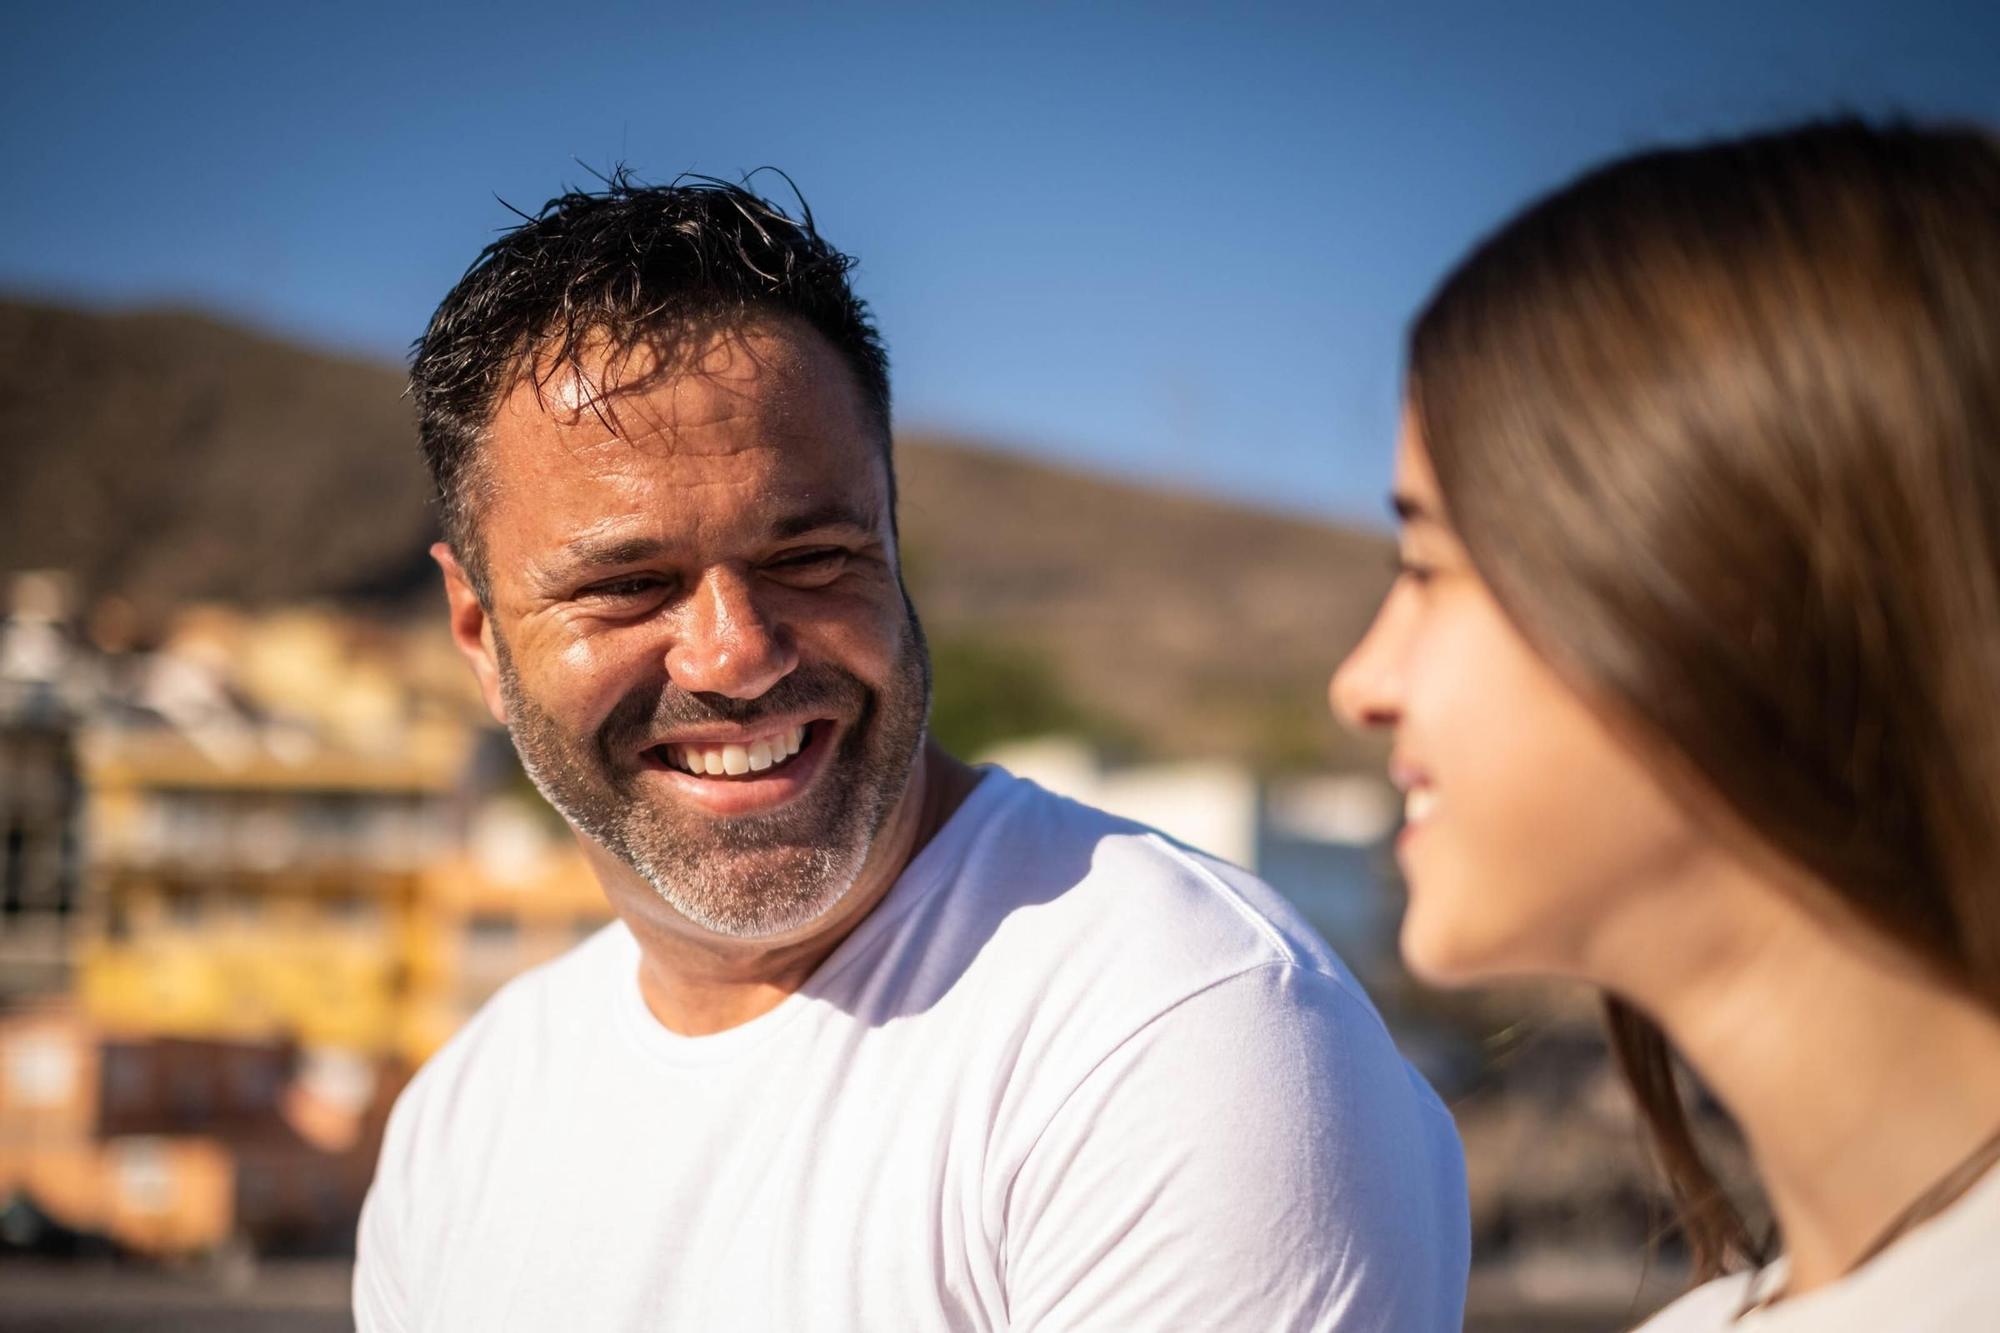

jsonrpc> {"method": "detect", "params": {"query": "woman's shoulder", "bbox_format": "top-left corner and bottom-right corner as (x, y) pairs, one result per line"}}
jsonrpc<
(1633, 1271), (1762, 1331)
(1637, 1160), (2000, 1330)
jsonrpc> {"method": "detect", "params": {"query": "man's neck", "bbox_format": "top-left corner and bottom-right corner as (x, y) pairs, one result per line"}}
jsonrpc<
(618, 739), (981, 1036)
(1631, 890), (2000, 1294)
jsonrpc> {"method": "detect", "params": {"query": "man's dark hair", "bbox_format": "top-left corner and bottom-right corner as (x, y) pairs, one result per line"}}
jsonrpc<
(410, 170), (892, 595)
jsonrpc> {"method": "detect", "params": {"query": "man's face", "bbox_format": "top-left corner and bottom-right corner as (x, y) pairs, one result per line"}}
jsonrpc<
(460, 318), (929, 939)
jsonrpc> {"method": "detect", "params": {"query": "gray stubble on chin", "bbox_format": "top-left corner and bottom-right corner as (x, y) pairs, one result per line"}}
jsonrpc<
(489, 617), (931, 940)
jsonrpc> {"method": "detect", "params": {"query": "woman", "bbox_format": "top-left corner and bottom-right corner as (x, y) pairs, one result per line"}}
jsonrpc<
(1332, 120), (2000, 1328)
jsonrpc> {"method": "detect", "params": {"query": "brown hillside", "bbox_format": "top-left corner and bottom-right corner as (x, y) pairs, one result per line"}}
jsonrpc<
(0, 300), (436, 606)
(894, 436), (1391, 766)
(1, 299), (1391, 766)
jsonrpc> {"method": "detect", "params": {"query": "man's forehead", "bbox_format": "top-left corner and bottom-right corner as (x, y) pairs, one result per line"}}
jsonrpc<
(472, 321), (892, 568)
(482, 424), (888, 531)
(493, 324), (822, 452)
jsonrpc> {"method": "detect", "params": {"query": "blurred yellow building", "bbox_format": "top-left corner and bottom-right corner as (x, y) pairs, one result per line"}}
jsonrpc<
(73, 605), (612, 1065)
(0, 596), (613, 1259)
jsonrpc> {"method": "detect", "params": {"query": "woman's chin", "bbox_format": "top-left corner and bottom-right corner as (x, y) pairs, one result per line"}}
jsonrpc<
(1397, 899), (1530, 988)
(1399, 913), (1481, 987)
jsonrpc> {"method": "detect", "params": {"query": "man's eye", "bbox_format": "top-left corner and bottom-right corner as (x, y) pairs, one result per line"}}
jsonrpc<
(767, 548), (848, 574)
(579, 575), (665, 600)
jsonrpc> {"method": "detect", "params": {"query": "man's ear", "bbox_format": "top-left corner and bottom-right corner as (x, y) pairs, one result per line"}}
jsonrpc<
(433, 542), (509, 727)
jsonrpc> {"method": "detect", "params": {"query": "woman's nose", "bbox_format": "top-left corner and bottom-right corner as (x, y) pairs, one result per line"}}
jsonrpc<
(1330, 605), (1404, 733)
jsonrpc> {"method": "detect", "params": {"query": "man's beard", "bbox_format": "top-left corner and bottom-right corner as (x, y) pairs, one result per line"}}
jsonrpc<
(493, 610), (932, 939)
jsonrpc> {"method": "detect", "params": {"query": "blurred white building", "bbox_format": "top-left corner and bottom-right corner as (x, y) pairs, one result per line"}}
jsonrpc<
(978, 735), (1403, 984)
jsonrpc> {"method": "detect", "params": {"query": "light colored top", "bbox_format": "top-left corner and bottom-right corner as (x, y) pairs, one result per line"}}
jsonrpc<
(353, 767), (1468, 1331)
(1636, 1157), (2000, 1331)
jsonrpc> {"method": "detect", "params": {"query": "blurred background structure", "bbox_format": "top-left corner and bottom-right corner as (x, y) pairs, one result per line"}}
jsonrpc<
(1, 3), (1992, 1329)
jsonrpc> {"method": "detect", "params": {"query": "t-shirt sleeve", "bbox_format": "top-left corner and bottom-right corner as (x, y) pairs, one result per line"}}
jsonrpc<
(352, 1089), (419, 1333)
(1001, 962), (1468, 1332)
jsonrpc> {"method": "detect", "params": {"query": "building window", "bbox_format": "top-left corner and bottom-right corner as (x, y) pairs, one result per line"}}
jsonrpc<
(102, 1047), (150, 1114)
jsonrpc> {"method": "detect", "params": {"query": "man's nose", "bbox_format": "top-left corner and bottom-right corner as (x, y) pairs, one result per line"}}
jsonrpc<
(1329, 608), (1403, 734)
(666, 566), (799, 700)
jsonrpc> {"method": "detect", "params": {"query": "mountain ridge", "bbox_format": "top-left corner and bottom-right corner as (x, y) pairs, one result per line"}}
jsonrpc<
(0, 298), (1391, 766)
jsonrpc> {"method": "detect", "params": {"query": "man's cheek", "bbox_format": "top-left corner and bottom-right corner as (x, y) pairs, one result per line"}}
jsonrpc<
(833, 617), (915, 678)
(552, 624), (638, 678)
(547, 637), (659, 719)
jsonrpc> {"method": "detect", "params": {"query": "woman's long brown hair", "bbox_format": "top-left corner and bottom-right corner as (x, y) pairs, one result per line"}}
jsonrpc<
(1407, 120), (2000, 1279)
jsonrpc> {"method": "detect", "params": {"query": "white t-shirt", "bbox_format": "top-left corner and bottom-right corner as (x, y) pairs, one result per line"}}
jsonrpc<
(1636, 1158), (2000, 1331)
(354, 768), (1468, 1331)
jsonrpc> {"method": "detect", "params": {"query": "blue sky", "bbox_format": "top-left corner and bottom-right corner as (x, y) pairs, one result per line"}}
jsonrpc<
(5, 2), (1996, 525)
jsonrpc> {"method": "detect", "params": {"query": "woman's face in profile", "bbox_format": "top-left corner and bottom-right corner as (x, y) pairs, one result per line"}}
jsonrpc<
(1331, 414), (1713, 987)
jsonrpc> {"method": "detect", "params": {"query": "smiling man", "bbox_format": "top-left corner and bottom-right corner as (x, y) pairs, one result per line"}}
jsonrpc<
(353, 177), (1468, 1331)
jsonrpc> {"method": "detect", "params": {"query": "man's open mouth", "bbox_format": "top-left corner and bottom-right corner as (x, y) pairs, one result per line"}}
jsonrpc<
(645, 722), (817, 780)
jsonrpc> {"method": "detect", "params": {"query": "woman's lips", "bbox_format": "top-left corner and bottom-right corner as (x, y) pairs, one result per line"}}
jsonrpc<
(1394, 775), (1436, 854)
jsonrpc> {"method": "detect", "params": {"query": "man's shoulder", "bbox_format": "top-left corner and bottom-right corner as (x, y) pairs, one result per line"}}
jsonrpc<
(951, 769), (1384, 1031)
(975, 769), (1354, 964)
(384, 921), (629, 1139)
(452, 917), (628, 1047)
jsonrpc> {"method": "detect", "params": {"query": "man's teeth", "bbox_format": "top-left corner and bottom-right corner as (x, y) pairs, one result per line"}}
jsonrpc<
(667, 725), (808, 777)
(1405, 787), (1438, 824)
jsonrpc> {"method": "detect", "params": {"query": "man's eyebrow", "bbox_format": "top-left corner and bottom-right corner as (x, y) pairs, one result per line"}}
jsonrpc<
(538, 503), (881, 581)
(769, 500), (881, 541)
(556, 534), (671, 573)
